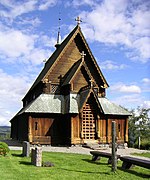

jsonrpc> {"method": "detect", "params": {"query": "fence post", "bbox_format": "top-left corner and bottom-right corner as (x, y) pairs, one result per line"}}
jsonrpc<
(112, 121), (117, 172)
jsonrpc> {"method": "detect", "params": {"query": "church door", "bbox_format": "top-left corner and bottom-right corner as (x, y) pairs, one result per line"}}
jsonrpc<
(81, 103), (97, 143)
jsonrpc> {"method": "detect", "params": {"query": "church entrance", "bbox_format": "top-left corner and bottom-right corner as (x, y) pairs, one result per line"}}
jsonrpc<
(81, 103), (97, 143)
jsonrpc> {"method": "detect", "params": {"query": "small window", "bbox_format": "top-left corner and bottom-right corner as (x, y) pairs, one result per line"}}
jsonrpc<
(118, 124), (121, 132)
(50, 84), (60, 93)
(35, 122), (38, 130)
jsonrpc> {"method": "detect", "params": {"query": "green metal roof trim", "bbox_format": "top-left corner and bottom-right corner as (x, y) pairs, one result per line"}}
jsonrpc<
(98, 97), (131, 116)
(16, 94), (130, 117)
(19, 94), (79, 115)
(19, 94), (64, 114)
(63, 94), (79, 114)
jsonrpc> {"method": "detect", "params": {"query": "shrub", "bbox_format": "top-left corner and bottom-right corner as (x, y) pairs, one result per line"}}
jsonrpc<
(134, 138), (150, 150)
(0, 142), (10, 156)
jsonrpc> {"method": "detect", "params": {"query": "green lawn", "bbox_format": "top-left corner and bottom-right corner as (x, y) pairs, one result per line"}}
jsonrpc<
(0, 151), (150, 180)
(131, 152), (150, 158)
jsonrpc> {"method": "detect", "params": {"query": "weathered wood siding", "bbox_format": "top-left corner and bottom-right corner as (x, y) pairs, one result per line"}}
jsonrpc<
(72, 69), (88, 92)
(98, 118), (107, 143)
(11, 115), (28, 141)
(45, 40), (81, 84)
(106, 116), (127, 143)
(28, 114), (71, 145)
(71, 115), (82, 144)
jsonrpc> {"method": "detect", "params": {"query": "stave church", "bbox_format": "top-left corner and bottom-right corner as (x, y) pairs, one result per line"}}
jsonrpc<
(10, 18), (131, 146)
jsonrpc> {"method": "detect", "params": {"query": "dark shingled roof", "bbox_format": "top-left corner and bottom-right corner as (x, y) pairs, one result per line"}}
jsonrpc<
(62, 59), (83, 86)
(23, 24), (109, 100)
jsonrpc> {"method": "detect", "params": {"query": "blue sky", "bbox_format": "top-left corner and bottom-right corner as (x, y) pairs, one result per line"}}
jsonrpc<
(0, 0), (149, 126)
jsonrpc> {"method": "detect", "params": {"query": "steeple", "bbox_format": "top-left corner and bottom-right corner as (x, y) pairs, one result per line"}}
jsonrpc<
(55, 17), (61, 48)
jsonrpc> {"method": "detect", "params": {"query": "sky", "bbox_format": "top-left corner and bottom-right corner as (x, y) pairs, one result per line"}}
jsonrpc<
(0, 0), (149, 126)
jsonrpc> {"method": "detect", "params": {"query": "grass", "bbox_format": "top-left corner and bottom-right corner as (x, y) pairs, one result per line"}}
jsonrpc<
(0, 151), (150, 180)
(131, 152), (150, 158)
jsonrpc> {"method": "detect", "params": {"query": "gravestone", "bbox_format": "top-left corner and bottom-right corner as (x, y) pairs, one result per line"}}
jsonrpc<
(22, 141), (30, 157)
(31, 147), (42, 167)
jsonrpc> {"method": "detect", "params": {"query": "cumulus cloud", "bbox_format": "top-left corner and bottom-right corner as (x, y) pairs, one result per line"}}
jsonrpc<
(77, 0), (150, 62)
(110, 83), (141, 93)
(38, 0), (57, 10)
(110, 94), (144, 109)
(0, 24), (54, 65)
(0, 69), (31, 125)
(142, 78), (150, 84)
(0, 28), (34, 58)
(99, 60), (127, 70)
(0, 0), (58, 19)
(66, 0), (97, 7)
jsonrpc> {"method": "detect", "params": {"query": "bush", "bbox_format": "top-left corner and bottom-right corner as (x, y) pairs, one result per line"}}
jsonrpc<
(0, 142), (10, 156)
(134, 138), (150, 150)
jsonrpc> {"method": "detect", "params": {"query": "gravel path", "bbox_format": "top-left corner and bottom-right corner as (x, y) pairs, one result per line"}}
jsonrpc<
(3, 140), (150, 159)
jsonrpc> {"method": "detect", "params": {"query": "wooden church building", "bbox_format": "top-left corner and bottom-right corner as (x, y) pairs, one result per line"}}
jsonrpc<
(10, 20), (131, 145)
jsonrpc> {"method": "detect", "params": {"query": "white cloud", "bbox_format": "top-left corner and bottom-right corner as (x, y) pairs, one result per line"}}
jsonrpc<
(141, 101), (150, 109)
(0, 0), (37, 19)
(38, 0), (57, 10)
(24, 48), (51, 65)
(142, 78), (150, 84)
(0, 0), (58, 20)
(111, 94), (144, 109)
(99, 60), (127, 70)
(66, 0), (97, 7)
(0, 69), (31, 126)
(0, 24), (55, 65)
(0, 28), (34, 58)
(110, 83), (141, 93)
(78, 0), (150, 62)
(17, 17), (41, 27)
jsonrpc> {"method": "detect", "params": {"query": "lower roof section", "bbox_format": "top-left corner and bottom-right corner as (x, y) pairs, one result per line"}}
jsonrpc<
(16, 93), (131, 116)
(98, 97), (131, 116)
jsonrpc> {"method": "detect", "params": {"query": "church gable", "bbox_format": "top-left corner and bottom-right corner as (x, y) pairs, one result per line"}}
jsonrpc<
(44, 39), (81, 84)
(71, 68), (89, 92)
(23, 24), (109, 105)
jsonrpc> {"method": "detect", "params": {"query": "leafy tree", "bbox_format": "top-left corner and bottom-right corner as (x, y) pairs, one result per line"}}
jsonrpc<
(128, 107), (150, 148)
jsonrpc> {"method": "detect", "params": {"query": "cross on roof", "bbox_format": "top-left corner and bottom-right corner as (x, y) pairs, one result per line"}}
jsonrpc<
(75, 16), (82, 25)
(89, 79), (94, 88)
(81, 51), (86, 61)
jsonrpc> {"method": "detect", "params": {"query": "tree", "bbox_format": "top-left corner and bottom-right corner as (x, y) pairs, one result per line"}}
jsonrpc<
(128, 107), (150, 149)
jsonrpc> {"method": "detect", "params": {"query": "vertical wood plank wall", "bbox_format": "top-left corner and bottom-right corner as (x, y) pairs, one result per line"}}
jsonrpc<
(71, 115), (128, 144)
(98, 119), (107, 143)
(71, 115), (81, 144)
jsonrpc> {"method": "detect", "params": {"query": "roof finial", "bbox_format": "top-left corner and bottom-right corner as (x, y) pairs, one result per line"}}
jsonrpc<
(75, 16), (82, 25)
(81, 51), (86, 61)
(55, 13), (61, 48)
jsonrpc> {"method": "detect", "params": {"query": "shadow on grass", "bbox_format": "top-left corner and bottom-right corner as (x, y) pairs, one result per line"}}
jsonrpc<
(58, 167), (110, 175)
(118, 167), (150, 179)
(19, 161), (32, 166)
(82, 159), (108, 165)
(11, 153), (23, 157)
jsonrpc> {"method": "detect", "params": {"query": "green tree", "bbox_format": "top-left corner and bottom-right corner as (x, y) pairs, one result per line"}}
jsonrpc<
(128, 107), (150, 149)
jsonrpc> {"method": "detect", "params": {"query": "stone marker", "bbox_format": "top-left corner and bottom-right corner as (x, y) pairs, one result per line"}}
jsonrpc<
(31, 146), (42, 167)
(22, 141), (30, 157)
